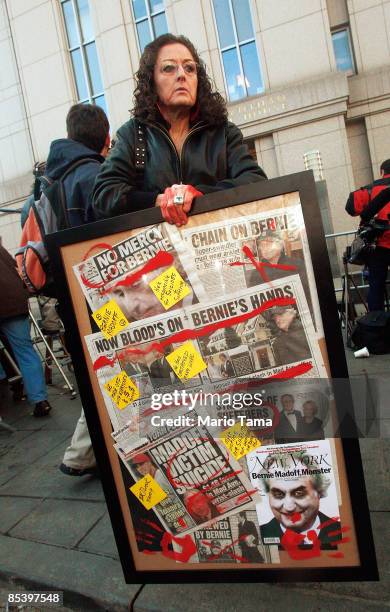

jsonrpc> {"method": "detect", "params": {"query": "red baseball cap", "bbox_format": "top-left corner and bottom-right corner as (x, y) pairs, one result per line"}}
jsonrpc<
(130, 453), (149, 464)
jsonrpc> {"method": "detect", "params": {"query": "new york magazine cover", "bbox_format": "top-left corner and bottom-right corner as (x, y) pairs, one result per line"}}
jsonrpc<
(246, 439), (342, 550)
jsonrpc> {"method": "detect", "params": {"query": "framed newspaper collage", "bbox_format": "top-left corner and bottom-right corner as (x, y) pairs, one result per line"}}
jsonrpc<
(47, 172), (377, 582)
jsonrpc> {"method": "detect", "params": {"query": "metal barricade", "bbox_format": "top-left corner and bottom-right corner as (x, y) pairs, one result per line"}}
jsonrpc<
(324, 229), (367, 298)
(324, 229), (369, 345)
(28, 299), (76, 396)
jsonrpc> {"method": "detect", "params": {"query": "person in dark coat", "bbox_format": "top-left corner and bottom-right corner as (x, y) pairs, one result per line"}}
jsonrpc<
(44, 104), (110, 227)
(346, 159), (390, 311)
(58, 103), (110, 477)
(219, 353), (234, 378)
(245, 230), (314, 320)
(149, 344), (180, 389)
(261, 510), (341, 550)
(298, 400), (324, 440)
(274, 393), (304, 444)
(246, 231), (307, 286)
(0, 245), (52, 417)
(123, 361), (150, 377)
(149, 355), (172, 386)
(269, 306), (311, 366)
(92, 34), (266, 226)
(237, 511), (264, 563)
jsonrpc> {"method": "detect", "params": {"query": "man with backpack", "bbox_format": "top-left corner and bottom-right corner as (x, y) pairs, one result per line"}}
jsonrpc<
(346, 159), (390, 311)
(18, 104), (110, 295)
(37, 103), (110, 476)
(44, 103), (110, 228)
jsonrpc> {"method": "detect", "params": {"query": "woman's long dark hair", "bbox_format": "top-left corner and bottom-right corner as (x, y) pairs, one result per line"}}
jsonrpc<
(132, 34), (228, 125)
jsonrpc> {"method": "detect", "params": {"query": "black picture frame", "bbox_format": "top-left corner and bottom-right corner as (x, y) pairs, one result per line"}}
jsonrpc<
(46, 171), (378, 583)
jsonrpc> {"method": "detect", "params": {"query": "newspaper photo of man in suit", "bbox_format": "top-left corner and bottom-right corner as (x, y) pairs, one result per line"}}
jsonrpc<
(274, 394), (304, 443)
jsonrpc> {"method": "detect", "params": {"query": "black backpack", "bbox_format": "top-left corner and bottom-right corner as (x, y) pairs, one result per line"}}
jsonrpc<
(16, 158), (98, 296)
(351, 311), (390, 354)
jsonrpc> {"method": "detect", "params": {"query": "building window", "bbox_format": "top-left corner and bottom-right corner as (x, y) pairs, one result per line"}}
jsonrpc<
(61, 0), (107, 112)
(131, 0), (168, 53)
(331, 28), (355, 75)
(212, 0), (263, 102)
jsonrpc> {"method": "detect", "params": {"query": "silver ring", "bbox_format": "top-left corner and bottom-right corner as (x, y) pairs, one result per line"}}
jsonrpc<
(173, 194), (184, 205)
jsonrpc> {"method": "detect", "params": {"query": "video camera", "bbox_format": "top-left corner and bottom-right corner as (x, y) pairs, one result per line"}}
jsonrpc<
(358, 216), (390, 242)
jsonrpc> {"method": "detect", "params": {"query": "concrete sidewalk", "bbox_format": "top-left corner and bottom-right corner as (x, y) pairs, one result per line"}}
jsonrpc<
(0, 348), (389, 611)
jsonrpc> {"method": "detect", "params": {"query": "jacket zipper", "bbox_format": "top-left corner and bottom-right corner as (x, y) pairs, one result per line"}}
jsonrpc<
(149, 122), (204, 183)
(179, 124), (204, 183)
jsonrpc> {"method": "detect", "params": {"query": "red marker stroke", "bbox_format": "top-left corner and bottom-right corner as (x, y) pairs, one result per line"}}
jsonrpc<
(101, 250), (174, 295)
(80, 242), (118, 289)
(80, 248), (173, 291)
(92, 296), (296, 370)
(230, 245), (297, 285)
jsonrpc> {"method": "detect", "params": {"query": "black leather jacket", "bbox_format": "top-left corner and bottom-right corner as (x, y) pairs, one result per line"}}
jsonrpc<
(93, 118), (266, 218)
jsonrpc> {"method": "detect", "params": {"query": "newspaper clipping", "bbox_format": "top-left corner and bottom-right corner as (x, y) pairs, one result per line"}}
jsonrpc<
(73, 223), (205, 320)
(180, 203), (318, 322)
(84, 307), (197, 429)
(246, 439), (342, 550)
(174, 506), (279, 564)
(85, 275), (326, 430)
(113, 410), (256, 537)
(186, 277), (326, 381)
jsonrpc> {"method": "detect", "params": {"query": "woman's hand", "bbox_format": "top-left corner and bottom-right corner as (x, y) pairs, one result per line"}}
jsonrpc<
(155, 185), (202, 226)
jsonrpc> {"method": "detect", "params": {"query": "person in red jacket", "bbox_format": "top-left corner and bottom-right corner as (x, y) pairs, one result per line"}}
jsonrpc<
(346, 159), (390, 310)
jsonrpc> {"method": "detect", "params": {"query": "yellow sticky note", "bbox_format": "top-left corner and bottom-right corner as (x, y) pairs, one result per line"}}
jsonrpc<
(130, 474), (167, 510)
(92, 299), (129, 339)
(148, 265), (191, 310)
(104, 371), (140, 409)
(221, 423), (261, 460)
(166, 341), (207, 380)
